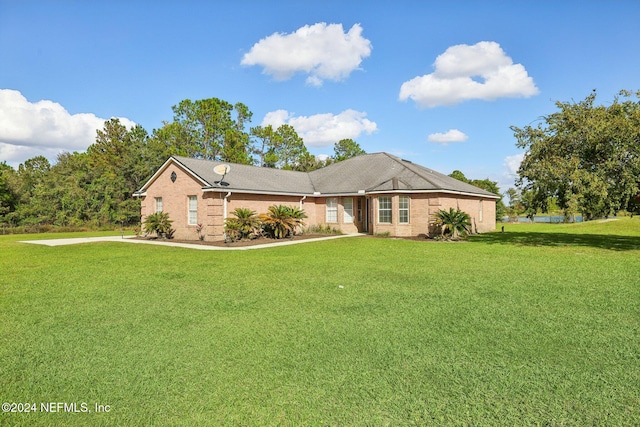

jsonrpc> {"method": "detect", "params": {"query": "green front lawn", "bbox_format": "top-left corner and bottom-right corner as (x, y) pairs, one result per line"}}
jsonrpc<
(1, 219), (639, 425)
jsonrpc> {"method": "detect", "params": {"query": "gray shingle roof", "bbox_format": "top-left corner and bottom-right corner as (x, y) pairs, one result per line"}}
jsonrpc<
(173, 156), (315, 194)
(139, 153), (498, 198)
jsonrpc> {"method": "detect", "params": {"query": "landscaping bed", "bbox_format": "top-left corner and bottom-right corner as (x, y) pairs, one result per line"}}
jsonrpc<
(136, 233), (339, 247)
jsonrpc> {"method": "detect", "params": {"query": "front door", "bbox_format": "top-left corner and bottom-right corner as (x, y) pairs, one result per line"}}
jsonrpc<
(364, 197), (370, 233)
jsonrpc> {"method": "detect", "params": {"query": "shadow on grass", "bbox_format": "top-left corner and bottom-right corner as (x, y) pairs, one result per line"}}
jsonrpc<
(470, 231), (640, 251)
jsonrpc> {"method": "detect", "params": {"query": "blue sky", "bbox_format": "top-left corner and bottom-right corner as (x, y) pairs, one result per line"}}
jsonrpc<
(1, 1), (639, 191)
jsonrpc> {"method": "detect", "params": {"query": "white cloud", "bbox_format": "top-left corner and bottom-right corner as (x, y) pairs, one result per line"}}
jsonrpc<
(241, 23), (372, 86)
(427, 129), (468, 145)
(399, 41), (539, 107)
(0, 89), (135, 166)
(504, 153), (524, 179)
(261, 109), (377, 147)
(260, 109), (290, 128)
(498, 152), (525, 191)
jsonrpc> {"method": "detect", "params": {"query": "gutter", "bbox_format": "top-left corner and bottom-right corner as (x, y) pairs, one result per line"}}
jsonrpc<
(202, 187), (498, 199)
(365, 189), (500, 199)
(202, 187), (312, 197)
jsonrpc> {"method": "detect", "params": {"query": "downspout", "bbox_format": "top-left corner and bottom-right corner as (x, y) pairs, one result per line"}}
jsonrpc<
(223, 192), (232, 240)
(299, 195), (307, 235)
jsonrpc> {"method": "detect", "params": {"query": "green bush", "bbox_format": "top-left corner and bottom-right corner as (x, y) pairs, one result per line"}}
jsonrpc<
(305, 224), (343, 235)
(259, 205), (307, 239)
(433, 207), (471, 239)
(225, 208), (261, 242)
(143, 211), (174, 239)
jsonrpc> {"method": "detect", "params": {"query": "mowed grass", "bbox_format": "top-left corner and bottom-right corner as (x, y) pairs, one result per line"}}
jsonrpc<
(1, 219), (639, 425)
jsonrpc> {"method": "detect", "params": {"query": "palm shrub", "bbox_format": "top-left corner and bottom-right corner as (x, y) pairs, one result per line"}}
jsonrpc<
(143, 211), (174, 239)
(225, 208), (261, 241)
(223, 218), (241, 243)
(434, 207), (471, 239)
(259, 205), (307, 239)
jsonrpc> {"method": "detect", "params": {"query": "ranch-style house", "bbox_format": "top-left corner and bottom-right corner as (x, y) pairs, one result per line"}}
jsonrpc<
(134, 152), (498, 241)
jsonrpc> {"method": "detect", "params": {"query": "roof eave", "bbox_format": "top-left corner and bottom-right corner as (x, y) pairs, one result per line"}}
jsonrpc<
(202, 187), (312, 197)
(366, 189), (500, 199)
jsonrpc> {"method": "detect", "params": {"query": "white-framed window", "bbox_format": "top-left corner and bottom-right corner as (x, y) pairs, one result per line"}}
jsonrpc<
(343, 198), (353, 223)
(188, 195), (198, 225)
(479, 200), (483, 222)
(326, 198), (338, 223)
(399, 195), (410, 224)
(378, 196), (392, 223)
(155, 197), (163, 213)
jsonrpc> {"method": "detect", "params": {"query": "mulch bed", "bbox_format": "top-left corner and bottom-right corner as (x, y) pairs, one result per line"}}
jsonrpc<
(135, 234), (343, 248)
(135, 234), (455, 248)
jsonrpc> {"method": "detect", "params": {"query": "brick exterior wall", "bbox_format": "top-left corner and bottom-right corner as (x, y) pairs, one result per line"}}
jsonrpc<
(140, 163), (208, 241)
(368, 193), (496, 236)
(139, 160), (496, 241)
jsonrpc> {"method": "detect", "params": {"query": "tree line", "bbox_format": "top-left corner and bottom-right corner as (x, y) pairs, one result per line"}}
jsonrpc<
(5, 90), (631, 231)
(0, 97), (366, 229)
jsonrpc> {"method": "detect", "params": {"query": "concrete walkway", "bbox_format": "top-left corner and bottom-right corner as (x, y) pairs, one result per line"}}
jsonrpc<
(20, 233), (365, 250)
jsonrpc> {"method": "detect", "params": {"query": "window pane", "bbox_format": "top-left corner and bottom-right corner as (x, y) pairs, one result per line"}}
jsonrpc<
(188, 195), (197, 225)
(344, 198), (353, 223)
(326, 198), (337, 222)
(155, 197), (163, 213)
(378, 196), (391, 223)
(379, 197), (391, 209)
(399, 196), (409, 209)
(399, 196), (409, 224)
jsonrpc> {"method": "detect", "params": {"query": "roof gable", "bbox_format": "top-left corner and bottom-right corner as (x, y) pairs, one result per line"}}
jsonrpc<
(134, 157), (209, 196)
(172, 156), (315, 195)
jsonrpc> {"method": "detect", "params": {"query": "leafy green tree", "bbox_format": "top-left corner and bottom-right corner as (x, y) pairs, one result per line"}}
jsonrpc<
(434, 208), (471, 239)
(87, 119), (148, 224)
(628, 193), (640, 216)
(149, 121), (200, 160)
(333, 139), (365, 162)
(12, 152), (91, 226)
(272, 124), (309, 170)
(0, 162), (19, 221)
(169, 98), (253, 164)
(251, 124), (322, 170)
(290, 152), (329, 172)
(449, 170), (467, 183)
(512, 89), (640, 219)
(250, 125), (277, 167)
(17, 156), (50, 194)
(505, 188), (524, 217)
(448, 170), (506, 219)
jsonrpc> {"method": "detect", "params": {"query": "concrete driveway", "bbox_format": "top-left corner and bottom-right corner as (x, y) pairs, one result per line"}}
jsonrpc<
(20, 234), (363, 250)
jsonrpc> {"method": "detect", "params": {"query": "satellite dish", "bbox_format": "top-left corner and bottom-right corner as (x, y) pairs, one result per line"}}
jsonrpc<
(213, 164), (230, 186)
(213, 164), (231, 176)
